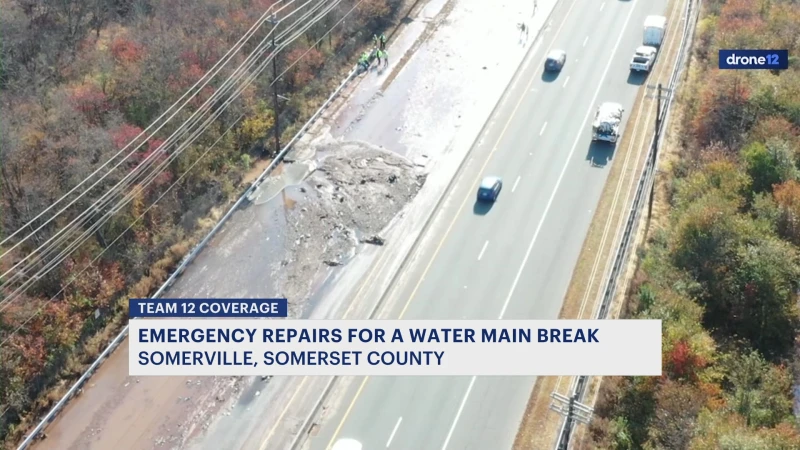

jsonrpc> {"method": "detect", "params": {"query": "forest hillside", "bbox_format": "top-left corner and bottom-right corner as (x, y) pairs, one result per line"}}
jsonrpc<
(585, 0), (800, 448)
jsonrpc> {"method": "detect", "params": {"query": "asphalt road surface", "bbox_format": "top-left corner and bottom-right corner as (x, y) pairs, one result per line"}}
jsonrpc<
(306, 0), (668, 448)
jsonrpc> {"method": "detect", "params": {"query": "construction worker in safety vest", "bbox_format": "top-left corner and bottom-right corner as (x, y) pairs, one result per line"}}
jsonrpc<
(379, 33), (387, 50)
(359, 51), (370, 70)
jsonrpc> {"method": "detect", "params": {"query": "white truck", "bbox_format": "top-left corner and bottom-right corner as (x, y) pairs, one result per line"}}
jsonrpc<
(630, 45), (658, 72)
(643, 15), (667, 46)
(592, 102), (625, 143)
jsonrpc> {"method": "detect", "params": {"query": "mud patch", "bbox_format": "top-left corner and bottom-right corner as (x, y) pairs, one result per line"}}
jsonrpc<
(273, 133), (426, 315)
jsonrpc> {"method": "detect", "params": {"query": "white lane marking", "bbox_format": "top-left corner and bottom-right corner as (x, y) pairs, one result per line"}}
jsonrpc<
(583, 36), (588, 46)
(440, 2), (640, 448)
(539, 122), (548, 136)
(563, 76), (570, 88)
(386, 416), (403, 447)
(512, 175), (521, 192)
(497, 0), (637, 322)
(440, 377), (477, 450)
(600, 2), (605, 11)
(477, 241), (489, 261)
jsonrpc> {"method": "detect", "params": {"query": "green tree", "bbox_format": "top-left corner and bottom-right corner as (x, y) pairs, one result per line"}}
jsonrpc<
(672, 159), (750, 213)
(727, 238), (800, 356)
(722, 349), (794, 428)
(740, 140), (799, 194)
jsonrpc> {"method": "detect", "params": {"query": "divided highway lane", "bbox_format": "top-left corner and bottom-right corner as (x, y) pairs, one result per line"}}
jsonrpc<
(306, 0), (666, 448)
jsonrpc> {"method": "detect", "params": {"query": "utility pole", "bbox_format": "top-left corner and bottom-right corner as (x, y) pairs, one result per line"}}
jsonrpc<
(654, 83), (663, 152)
(268, 13), (281, 156)
(550, 391), (594, 450)
(645, 83), (672, 224)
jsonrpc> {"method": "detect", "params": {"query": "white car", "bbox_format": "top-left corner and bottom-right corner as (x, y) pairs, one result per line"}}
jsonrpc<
(332, 438), (363, 450)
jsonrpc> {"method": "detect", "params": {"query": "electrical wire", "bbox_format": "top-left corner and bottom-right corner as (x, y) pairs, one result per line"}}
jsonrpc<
(0, 0), (297, 259)
(0, 0), (352, 313)
(271, 0), (362, 86)
(1, 0), (363, 341)
(0, 0), (318, 302)
(0, 0), (330, 290)
(1, 116), (244, 347)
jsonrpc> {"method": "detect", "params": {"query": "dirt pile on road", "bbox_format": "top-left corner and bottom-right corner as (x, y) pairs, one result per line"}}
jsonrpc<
(274, 138), (426, 309)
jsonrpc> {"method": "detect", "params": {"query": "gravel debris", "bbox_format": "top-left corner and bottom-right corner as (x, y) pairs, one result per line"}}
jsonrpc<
(272, 135), (425, 308)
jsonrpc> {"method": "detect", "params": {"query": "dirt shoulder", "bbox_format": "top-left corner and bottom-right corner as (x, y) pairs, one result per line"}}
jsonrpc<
(512, 0), (688, 447)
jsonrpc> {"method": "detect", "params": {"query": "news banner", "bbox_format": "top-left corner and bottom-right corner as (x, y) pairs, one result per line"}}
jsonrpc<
(129, 298), (662, 376)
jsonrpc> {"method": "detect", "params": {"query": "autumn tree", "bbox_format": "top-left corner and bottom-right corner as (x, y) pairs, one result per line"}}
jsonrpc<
(691, 72), (755, 150)
(740, 139), (799, 194)
(671, 157), (750, 212)
(646, 380), (708, 449)
(691, 410), (800, 449)
(590, 1), (800, 447)
(714, 0), (768, 50)
(730, 237), (800, 356)
(774, 180), (800, 244)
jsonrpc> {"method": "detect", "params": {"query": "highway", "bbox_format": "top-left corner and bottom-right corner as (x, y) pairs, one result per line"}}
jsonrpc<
(305, 0), (668, 448)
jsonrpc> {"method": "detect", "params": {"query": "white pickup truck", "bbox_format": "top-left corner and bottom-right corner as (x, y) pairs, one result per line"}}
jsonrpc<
(630, 46), (658, 72)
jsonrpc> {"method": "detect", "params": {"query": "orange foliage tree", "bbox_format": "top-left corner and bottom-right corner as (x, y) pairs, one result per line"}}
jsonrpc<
(774, 180), (800, 245)
(691, 71), (754, 150)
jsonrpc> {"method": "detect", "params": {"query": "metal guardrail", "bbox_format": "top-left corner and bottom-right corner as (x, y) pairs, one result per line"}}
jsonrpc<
(15, 65), (359, 450)
(553, 0), (699, 447)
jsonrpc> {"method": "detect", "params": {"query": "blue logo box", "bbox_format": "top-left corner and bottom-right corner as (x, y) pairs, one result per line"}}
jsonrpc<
(129, 298), (289, 318)
(719, 50), (789, 70)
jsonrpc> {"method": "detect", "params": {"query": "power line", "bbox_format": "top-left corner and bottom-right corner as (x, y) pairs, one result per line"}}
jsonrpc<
(0, 9), (312, 306)
(0, 0), (353, 316)
(0, 0), (331, 295)
(271, 0), (361, 86)
(0, 116), (244, 347)
(0, 0), (300, 259)
(0, 0), (356, 339)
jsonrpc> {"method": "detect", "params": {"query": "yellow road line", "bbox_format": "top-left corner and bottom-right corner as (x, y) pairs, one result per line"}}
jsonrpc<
(323, 0), (584, 447)
(258, 164), (407, 449)
(324, 377), (371, 449)
(259, 376), (309, 450)
(258, 242), (397, 449)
